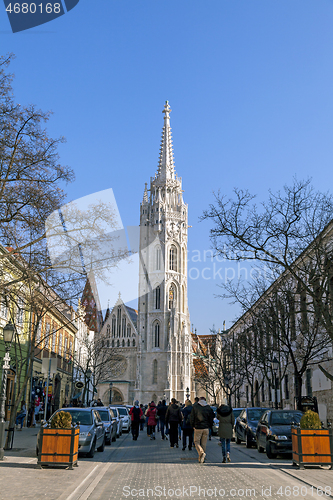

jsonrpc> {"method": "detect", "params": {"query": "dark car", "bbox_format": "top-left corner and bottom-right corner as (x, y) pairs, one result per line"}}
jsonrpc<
(232, 408), (244, 441)
(37, 407), (106, 458)
(256, 409), (303, 459)
(235, 407), (270, 448)
(96, 407), (118, 444)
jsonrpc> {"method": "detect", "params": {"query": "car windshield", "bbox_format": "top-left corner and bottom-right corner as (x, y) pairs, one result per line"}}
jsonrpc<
(270, 412), (303, 425)
(233, 409), (242, 420)
(98, 410), (110, 421)
(247, 409), (267, 421)
(66, 410), (92, 426)
(117, 408), (128, 416)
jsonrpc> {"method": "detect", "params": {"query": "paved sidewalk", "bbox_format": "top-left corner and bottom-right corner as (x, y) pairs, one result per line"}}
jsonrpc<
(1, 430), (333, 500)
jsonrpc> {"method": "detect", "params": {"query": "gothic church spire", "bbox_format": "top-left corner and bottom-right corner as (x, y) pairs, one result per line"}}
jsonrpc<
(156, 101), (175, 182)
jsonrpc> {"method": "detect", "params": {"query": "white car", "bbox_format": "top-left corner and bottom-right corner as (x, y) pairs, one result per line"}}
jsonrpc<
(109, 406), (123, 437)
(114, 405), (131, 432)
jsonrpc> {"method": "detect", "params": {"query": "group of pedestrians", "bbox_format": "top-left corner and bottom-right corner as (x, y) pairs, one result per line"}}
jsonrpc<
(128, 396), (235, 464)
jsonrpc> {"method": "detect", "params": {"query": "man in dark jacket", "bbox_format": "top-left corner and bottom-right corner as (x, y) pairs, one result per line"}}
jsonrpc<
(157, 400), (168, 440)
(165, 398), (182, 448)
(190, 397), (214, 463)
(180, 400), (193, 450)
(129, 400), (143, 440)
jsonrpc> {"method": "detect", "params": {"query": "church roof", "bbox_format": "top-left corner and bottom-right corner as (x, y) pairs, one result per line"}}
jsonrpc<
(125, 305), (138, 328)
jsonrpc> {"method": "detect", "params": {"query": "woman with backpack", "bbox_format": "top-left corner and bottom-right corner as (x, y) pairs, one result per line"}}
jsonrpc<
(180, 399), (193, 450)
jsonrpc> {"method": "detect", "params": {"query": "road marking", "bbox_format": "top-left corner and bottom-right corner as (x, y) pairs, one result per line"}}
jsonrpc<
(65, 465), (99, 500)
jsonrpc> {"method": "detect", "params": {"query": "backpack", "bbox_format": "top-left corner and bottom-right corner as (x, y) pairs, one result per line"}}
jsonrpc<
(132, 406), (141, 423)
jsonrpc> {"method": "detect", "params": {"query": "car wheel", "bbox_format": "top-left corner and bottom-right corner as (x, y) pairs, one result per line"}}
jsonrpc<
(97, 437), (105, 452)
(246, 434), (252, 448)
(236, 434), (242, 444)
(266, 441), (277, 459)
(257, 439), (264, 453)
(87, 439), (96, 458)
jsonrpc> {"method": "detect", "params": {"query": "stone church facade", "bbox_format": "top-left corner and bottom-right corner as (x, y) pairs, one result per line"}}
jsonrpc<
(97, 102), (193, 405)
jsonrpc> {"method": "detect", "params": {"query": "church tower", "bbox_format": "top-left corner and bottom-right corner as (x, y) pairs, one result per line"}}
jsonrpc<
(136, 102), (192, 404)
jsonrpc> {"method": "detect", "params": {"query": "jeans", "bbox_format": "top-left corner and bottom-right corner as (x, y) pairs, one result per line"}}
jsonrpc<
(160, 420), (165, 439)
(140, 419), (144, 431)
(182, 428), (193, 449)
(148, 425), (156, 437)
(16, 414), (26, 428)
(221, 438), (231, 457)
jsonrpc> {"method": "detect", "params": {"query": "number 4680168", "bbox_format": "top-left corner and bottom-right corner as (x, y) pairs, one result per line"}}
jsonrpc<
(6, 3), (61, 14)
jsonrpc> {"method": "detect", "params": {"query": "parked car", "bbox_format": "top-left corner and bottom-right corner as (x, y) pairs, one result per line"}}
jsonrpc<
(235, 407), (270, 448)
(37, 407), (106, 458)
(96, 407), (117, 444)
(113, 405), (131, 432)
(256, 409), (303, 459)
(109, 406), (123, 437)
(232, 408), (244, 441)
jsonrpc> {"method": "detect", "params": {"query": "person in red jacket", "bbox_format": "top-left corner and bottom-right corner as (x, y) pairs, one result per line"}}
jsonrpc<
(129, 400), (143, 440)
(146, 401), (158, 440)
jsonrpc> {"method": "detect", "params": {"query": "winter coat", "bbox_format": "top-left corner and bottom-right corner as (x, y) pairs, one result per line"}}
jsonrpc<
(157, 404), (168, 422)
(165, 404), (182, 424)
(217, 404), (234, 439)
(181, 405), (193, 429)
(129, 406), (143, 422)
(146, 403), (158, 426)
(190, 400), (215, 429)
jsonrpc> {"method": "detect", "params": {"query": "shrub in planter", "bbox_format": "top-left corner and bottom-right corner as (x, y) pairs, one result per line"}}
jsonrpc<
(37, 411), (79, 469)
(50, 411), (72, 429)
(300, 410), (322, 430)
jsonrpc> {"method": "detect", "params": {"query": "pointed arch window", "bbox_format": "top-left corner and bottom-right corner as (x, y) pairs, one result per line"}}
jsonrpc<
(122, 339), (125, 347)
(112, 339), (115, 347)
(127, 325), (131, 337)
(156, 247), (162, 270)
(153, 359), (158, 384)
(154, 322), (160, 348)
(117, 339), (120, 347)
(169, 245), (177, 271)
(132, 339), (136, 347)
(122, 317), (126, 337)
(127, 339), (130, 347)
(169, 285), (176, 310)
(155, 286), (161, 310)
(111, 316), (116, 338)
(117, 307), (121, 337)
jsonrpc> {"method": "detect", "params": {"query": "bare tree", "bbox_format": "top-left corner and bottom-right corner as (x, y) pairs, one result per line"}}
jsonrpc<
(202, 178), (333, 382)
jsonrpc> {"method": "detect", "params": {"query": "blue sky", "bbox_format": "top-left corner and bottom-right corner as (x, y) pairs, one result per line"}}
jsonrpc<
(1, 0), (333, 334)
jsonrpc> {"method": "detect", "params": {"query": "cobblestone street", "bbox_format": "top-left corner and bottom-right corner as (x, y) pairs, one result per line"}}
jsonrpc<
(1, 427), (333, 500)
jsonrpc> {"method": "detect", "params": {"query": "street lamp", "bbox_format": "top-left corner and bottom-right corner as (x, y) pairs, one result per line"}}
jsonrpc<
(0, 321), (15, 460)
(271, 356), (279, 410)
(109, 382), (113, 405)
(86, 368), (92, 407)
(186, 387), (190, 400)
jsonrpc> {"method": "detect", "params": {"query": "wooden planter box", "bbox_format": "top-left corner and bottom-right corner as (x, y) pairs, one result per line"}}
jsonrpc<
(37, 426), (79, 469)
(292, 426), (333, 469)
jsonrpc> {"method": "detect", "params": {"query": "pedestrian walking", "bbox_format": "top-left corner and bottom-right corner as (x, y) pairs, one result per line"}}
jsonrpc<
(146, 401), (158, 440)
(180, 399), (193, 450)
(165, 398), (182, 448)
(216, 398), (234, 463)
(190, 396), (214, 463)
(129, 400), (143, 440)
(140, 404), (145, 431)
(156, 401), (162, 432)
(157, 399), (168, 440)
(16, 400), (27, 430)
